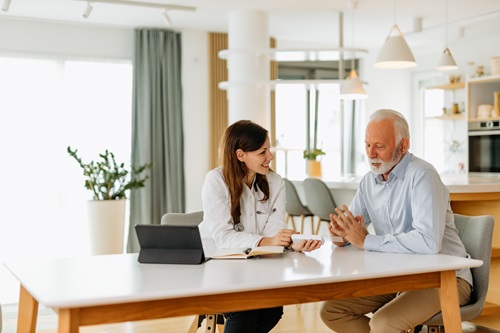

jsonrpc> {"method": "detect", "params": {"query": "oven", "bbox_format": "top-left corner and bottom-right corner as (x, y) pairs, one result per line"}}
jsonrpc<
(468, 120), (500, 174)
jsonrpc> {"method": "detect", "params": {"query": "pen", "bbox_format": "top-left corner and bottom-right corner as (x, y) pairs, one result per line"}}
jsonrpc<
(244, 248), (252, 255)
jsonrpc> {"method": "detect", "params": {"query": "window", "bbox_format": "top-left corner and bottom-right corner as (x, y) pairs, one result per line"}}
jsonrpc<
(275, 60), (367, 179)
(0, 55), (133, 304)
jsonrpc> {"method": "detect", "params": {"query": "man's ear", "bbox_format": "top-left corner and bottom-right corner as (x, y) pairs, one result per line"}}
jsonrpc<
(401, 138), (410, 154)
(236, 149), (245, 162)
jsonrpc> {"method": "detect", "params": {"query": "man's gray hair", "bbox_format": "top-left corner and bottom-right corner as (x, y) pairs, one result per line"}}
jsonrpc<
(369, 109), (410, 147)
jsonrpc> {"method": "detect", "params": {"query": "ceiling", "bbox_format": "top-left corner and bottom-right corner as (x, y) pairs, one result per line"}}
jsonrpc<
(2, 0), (500, 53)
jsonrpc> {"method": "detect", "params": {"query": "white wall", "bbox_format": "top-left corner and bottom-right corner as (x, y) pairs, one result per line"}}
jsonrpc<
(181, 30), (210, 212)
(0, 18), (133, 59)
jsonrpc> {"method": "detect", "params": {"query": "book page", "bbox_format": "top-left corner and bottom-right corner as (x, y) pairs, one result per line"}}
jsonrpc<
(247, 246), (284, 257)
(212, 246), (284, 259)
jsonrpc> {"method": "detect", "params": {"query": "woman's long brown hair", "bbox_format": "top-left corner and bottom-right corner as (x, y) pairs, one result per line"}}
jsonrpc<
(220, 120), (270, 226)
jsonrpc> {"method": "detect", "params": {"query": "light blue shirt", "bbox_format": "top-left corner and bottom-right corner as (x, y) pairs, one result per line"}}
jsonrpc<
(351, 153), (472, 285)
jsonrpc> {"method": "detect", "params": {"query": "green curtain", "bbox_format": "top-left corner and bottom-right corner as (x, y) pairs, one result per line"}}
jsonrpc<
(127, 28), (185, 253)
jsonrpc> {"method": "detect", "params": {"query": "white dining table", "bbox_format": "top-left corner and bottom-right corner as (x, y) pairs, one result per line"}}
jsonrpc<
(4, 244), (482, 333)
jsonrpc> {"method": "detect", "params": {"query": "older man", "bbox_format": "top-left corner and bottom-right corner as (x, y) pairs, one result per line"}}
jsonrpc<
(320, 109), (472, 333)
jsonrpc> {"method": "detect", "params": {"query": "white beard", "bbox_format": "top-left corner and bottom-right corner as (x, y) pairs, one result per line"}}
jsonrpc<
(369, 147), (402, 175)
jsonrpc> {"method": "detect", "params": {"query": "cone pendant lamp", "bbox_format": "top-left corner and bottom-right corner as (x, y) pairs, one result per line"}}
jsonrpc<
(340, 69), (367, 100)
(437, 47), (457, 70)
(436, 0), (458, 71)
(374, 24), (416, 69)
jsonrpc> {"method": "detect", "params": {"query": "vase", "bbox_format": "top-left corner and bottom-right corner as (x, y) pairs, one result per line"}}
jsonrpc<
(308, 160), (322, 177)
(87, 199), (126, 255)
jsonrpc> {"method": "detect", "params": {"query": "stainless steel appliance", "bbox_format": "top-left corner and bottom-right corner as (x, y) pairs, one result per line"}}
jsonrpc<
(468, 120), (500, 174)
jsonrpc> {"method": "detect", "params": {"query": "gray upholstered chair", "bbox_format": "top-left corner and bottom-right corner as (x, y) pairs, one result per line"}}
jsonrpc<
(303, 178), (338, 234)
(161, 211), (225, 333)
(415, 214), (494, 333)
(283, 178), (314, 233)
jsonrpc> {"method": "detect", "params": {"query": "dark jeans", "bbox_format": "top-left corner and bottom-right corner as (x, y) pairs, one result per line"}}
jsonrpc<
(224, 306), (283, 333)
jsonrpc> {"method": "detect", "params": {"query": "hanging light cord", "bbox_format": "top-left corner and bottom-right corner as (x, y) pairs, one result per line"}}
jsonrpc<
(394, 0), (397, 26)
(445, 0), (449, 47)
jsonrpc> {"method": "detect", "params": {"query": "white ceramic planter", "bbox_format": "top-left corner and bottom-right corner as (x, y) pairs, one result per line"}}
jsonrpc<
(87, 199), (126, 255)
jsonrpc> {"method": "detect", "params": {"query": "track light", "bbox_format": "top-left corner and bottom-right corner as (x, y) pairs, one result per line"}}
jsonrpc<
(2, 0), (11, 12)
(162, 10), (172, 26)
(83, 2), (93, 19)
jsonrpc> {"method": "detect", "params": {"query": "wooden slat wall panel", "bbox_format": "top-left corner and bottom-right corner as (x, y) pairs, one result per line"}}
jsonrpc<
(208, 33), (228, 169)
(208, 34), (277, 170)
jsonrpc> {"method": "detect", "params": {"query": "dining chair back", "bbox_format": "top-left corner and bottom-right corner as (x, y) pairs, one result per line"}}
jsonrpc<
(283, 178), (314, 233)
(161, 211), (225, 333)
(415, 214), (494, 333)
(303, 178), (338, 234)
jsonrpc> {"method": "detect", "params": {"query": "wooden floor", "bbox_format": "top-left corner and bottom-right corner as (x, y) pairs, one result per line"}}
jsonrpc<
(2, 301), (499, 333)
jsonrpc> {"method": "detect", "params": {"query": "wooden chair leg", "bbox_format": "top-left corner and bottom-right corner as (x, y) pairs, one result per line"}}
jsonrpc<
(300, 215), (306, 233)
(286, 214), (297, 231)
(188, 315), (201, 333)
(314, 218), (322, 235)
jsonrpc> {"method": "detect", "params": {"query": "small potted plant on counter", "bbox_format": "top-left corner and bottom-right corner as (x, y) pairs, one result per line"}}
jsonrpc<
(303, 148), (325, 177)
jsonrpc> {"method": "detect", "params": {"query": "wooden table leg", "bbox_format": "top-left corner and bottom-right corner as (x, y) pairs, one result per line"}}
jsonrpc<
(58, 308), (80, 333)
(439, 270), (462, 332)
(17, 285), (39, 333)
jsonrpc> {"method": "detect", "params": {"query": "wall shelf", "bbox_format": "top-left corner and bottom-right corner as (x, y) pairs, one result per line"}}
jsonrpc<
(426, 114), (465, 120)
(427, 82), (465, 90)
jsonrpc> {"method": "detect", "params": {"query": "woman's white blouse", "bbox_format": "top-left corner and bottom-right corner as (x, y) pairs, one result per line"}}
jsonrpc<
(198, 167), (287, 249)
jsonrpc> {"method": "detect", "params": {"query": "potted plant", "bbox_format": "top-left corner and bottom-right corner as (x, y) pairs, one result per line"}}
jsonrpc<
(303, 148), (325, 161)
(303, 148), (325, 177)
(67, 146), (151, 255)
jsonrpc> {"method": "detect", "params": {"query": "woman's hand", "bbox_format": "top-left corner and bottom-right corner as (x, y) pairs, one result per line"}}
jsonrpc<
(258, 228), (297, 247)
(291, 239), (322, 252)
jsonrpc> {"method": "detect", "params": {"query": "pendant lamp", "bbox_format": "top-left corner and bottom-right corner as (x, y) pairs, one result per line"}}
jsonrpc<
(341, 69), (367, 100)
(436, 0), (457, 70)
(374, 24), (416, 69)
(340, 3), (367, 100)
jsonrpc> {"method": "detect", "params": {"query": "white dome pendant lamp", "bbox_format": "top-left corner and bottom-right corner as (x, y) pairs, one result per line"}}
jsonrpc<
(341, 68), (367, 100)
(437, 0), (458, 70)
(374, 0), (416, 69)
(340, 2), (367, 100)
(375, 24), (416, 69)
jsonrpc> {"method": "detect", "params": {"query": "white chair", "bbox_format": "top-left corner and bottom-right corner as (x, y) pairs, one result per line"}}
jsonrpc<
(283, 178), (314, 233)
(303, 178), (338, 235)
(415, 214), (494, 333)
(161, 211), (225, 333)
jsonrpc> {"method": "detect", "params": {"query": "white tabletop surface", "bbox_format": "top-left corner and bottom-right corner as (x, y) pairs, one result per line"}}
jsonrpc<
(4, 245), (482, 309)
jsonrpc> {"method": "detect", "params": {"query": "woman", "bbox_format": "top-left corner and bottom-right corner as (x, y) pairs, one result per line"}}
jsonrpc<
(199, 120), (321, 333)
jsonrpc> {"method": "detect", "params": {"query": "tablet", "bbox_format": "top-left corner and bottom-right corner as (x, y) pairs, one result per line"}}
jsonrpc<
(135, 224), (208, 264)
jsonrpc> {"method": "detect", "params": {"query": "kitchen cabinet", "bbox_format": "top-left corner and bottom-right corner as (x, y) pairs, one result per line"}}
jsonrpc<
(467, 75), (500, 121)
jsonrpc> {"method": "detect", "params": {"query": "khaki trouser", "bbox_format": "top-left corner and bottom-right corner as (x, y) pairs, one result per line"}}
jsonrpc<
(320, 277), (471, 333)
